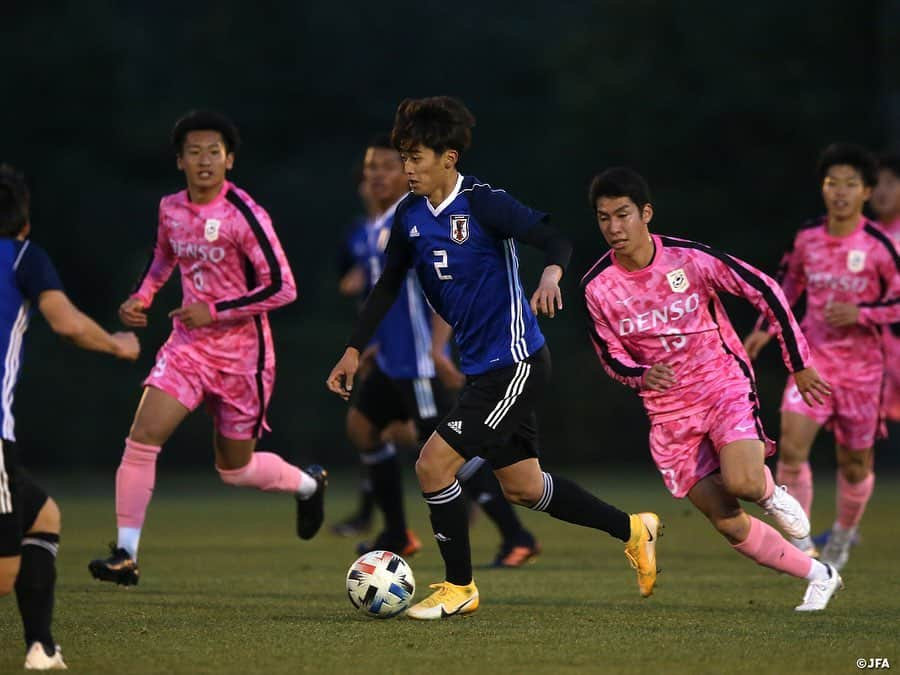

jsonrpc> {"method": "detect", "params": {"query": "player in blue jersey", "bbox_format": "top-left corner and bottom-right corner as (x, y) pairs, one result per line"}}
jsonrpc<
(0, 165), (140, 668)
(347, 135), (541, 566)
(327, 98), (659, 619)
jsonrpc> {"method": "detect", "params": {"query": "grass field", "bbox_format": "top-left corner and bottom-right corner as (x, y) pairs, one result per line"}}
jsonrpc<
(1, 469), (898, 674)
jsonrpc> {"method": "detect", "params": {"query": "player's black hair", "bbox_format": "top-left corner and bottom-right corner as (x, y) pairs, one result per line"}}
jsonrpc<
(0, 164), (30, 237)
(366, 133), (394, 151)
(391, 97), (475, 156)
(817, 143), (877, 187)
(878, 151), (900, 179)
(172, 110), (241, 156)
(588, 167), (652, 211)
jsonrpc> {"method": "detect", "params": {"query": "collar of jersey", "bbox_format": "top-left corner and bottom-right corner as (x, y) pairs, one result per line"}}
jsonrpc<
(180, 180), (231, 213)
(611, 234), (661, 276)
(426, 173), (464, 217)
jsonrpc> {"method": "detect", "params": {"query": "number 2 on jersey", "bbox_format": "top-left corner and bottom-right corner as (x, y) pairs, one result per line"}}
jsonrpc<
(433, 249), (452, 280)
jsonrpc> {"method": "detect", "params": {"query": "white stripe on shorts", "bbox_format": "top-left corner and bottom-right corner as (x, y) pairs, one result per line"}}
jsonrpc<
(484, 361), (531, 430)
(0, 439), (12, 514)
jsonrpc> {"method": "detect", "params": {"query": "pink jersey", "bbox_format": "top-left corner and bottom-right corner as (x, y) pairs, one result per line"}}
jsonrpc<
(760, 216), (900, 389)
(133, 181), (297, 374)
(581, 235), (810, 423)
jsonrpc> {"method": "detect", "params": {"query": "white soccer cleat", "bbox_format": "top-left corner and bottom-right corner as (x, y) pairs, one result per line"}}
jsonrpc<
(763, 485), (810, 540)
(795, 564), (843, 612)
(24, 642), (67, 670)
(819, 525), (854, 571)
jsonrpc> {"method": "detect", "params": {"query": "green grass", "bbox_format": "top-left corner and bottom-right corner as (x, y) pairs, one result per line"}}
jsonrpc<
(2, 469), (898, 674)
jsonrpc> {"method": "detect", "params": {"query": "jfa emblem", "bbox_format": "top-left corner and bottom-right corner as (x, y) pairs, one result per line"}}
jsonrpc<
(666, 268), (690, 293)
(204, 219), (221, 242)
(449, 215), (469, 244)
(847, 249), (866, 273)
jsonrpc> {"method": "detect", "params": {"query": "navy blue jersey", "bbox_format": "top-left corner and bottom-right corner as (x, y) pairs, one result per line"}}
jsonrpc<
(366, 201), (435, 380)
(0, 239), (63, 440)
(387, 175), (547, 375)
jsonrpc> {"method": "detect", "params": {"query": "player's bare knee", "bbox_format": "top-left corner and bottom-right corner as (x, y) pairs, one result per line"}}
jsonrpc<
(497, 478), (542, 506)
(29, 497), (61, 535)
(837, 451), (870, 483)
(722, 473), (765, 502)
(415, 454), (450, 489)
(128, 421), (166, 447)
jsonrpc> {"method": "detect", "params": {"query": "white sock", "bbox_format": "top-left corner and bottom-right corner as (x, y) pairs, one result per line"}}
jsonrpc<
(296, 471), (317, 500)
(117, 527), (142, 560)
(805, 559), (830, 582)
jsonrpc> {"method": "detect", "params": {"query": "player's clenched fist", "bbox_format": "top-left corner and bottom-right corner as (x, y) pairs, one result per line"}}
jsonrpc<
(642, 363), (677, 392)
(792, 367), (832, 406)
(119, 296), (148, 327)
(169, 302), (214, 329)
(327, 347), (360, 400)
(111, 332), (140, 361)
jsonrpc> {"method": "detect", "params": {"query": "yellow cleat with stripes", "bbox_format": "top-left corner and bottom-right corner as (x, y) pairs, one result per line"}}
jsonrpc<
(624, 512), (661, 598)
(406, 580), (479, 620)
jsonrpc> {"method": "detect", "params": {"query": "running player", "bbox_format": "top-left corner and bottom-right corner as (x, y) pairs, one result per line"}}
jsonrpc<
(348, 135), (540, 567)
(871, 152), (900, 423)
(328, 97), (659, 619)
(582, 166), (841, 611)
(0, 164), (140, 669)
(88, 111), (326, 586)
(743, 143), (900, 570)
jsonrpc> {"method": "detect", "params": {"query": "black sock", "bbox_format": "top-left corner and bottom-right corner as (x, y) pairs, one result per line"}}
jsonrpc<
(15, 532), (58, 655)
(367, 446), (407, 539)
(423, 481), (472, 585)
(531, 473), (630, 541)
(460, 462), (529, 545)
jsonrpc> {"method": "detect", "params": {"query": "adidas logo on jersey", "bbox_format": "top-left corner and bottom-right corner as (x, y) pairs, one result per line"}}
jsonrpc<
(447, 420), (463, 434)
(409, 226), (420, 237)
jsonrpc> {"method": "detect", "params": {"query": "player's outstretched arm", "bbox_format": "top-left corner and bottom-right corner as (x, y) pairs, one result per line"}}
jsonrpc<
(39, 290), (140, 360)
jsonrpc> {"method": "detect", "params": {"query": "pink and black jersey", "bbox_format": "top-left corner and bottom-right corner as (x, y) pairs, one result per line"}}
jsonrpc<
(581, 235), (810, 422)
(759, 216), (900, 389)
(133, 181), (297, 374)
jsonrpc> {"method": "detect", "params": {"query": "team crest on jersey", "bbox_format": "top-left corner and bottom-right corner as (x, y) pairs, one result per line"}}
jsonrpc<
(666, 268), (690, 293)
(449, 215), (469, 244)
(846, 249), (866, 273)
(204, 219), (221, 242)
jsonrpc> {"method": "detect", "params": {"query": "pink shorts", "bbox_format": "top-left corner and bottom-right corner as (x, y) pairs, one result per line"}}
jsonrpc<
(649, 389), (775, 499)
(780, 377), (884, 450)
(144, 346), (273, 440)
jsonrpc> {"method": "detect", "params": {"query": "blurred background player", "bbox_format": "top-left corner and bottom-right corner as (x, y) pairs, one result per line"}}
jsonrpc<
(328, 97), (658, 619)
(0, 164), (140, 669)
(744, 143), (900, 570)
(345, 134), (540, 566)
(88, 111), (326, 586)
(582, 167), (839, 612)
(871, 152), (900, 425)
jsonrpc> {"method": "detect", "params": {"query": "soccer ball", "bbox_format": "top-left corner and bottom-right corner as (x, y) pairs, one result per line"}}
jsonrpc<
(346, 550), (416, 619)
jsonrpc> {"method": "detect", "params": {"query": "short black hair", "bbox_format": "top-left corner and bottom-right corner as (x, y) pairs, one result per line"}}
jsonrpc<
(878, 151), (900, 179)
(817, 143), (877, 186)
(366, 133), (394, 151)
(0, 164), (30, 238)
(391, 97), (475, 156)
(172, 110), (240, 156)
(589, 167), (652, 210)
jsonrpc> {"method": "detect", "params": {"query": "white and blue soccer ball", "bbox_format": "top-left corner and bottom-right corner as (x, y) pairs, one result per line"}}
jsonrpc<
(346, 550), (416, 618)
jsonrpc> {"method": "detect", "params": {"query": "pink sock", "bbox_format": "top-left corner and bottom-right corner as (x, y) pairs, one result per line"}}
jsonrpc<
(116, 439), (161, 528)
(776, 460), (813, 516)
(216, 451), (304, 493)
(732, 516), (813, 579)
(836, 471), (875, 529)
(757, 465), (775, 503)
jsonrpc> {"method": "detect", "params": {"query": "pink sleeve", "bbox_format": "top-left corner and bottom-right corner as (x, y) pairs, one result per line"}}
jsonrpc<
(584, 288), (648, 390)
(213, 205), (297, 322)
(696, 246), (811, 373)
(858, 247), (900, 326)
(132, 204), (176, 307)
(752, 238), (805, 333)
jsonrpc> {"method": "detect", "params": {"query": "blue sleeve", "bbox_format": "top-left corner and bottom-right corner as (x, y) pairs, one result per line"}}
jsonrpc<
(15, 242), (64, 303)
(469, 187), (549, 239)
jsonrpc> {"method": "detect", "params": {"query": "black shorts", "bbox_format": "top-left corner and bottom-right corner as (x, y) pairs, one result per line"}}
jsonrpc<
(0, 439), (49, 557)
(436, 345), (550, 470)
(353, 365), (453, 438)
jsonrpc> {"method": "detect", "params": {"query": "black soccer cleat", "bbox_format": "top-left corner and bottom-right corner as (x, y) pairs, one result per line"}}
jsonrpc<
(296, 464), (327, 540)
(88, 544), (140, 586)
